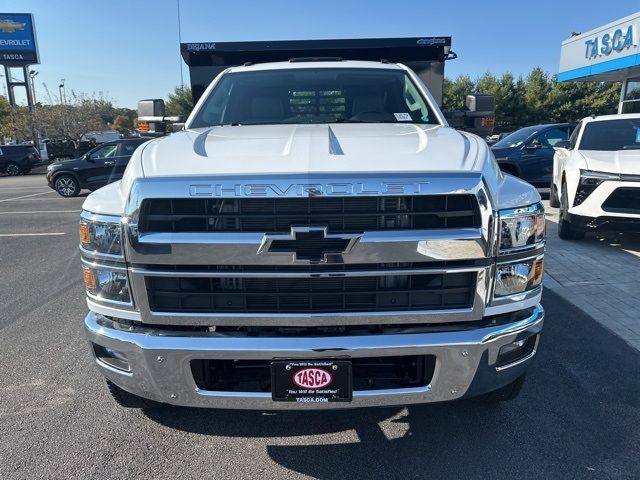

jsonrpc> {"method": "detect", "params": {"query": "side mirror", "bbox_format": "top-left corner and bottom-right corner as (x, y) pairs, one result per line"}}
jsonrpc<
(554, 140), (570, 150)
(526, 139), (542, 149)
(84, 154), (95, 163)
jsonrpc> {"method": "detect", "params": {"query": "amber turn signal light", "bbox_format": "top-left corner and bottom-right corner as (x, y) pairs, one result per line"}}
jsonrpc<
(79, 224), (92, 245)
(83, 268), (97, 290)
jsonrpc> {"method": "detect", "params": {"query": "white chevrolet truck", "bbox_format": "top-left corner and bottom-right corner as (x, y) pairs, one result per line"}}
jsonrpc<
(80, 60), (545, 409)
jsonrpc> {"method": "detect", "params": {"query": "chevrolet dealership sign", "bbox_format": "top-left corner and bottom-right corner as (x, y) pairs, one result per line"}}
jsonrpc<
(0, 13), (39, 65)
(558, 12), (639, 82)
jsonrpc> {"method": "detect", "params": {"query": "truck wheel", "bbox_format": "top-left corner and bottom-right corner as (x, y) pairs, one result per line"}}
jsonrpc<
(105, 380), (160, 409)
(476, 374), (526, 403)
(558, 183), (585, 240)
(549, 180), (560, 208)
(54, 174), (80, 197)
(5, 162), (21, 176)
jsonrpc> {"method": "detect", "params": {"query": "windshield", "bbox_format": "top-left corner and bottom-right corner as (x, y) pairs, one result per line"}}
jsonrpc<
(189, 68), (439, 127)
(580, 118), (640, 151)
(492, 126), (540, 148)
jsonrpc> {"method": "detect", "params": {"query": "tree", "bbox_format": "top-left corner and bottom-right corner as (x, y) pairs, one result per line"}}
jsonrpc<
(112, 114), (134, 135)
(442, 75), (474, 111)
(166, 86), (193, 117)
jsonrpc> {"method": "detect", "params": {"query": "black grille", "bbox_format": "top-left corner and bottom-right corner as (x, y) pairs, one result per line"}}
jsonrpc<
(602, 188), (640, 214)
(138, 195), (480, 233)
(191, 355), (436, 392)
(146, 271), (476, 314)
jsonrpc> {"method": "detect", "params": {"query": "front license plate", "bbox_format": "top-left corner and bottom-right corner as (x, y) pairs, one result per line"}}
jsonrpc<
(271, 360), (352, 403)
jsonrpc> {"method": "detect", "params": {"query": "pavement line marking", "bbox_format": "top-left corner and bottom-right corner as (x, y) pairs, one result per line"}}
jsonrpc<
(0, 232), (66, 237)
(0, 210), (81, 215)
(0, 191), (57, 203)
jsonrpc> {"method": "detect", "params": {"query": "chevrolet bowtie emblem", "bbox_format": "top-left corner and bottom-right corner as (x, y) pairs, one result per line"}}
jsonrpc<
(257, 227), (362, 263)
(0, 19), (26, 33)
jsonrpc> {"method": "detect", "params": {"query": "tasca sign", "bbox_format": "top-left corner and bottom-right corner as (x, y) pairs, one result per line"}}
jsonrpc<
(0, 13), (39, 65)
(558, 12), (639, 82)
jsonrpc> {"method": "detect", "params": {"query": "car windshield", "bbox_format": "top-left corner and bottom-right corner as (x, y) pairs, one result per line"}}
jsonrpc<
(492, 126), (540, 148)
(579, 118), (640, 151)
(189, 68), (439, 127)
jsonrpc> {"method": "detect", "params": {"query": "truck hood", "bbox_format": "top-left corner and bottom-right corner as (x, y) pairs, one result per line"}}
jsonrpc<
(581, 149), (640, 175)
(139, 124), (480, 177)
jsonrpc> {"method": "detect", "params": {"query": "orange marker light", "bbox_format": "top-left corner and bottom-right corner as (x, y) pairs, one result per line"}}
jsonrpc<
(138, 122), (150, 132)
(533, 260), (544, 283)
(83, 268), (97, 290)
(79, 224), (92, 245)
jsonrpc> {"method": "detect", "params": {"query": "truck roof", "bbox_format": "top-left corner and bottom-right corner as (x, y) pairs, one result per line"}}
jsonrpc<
(226, 59), (404, 74)
(581, 113), (640, 123)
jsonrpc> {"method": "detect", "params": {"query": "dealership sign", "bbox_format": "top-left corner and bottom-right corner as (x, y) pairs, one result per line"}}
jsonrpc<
(558, 12), (639, 82)
(0, 13), (39, 65)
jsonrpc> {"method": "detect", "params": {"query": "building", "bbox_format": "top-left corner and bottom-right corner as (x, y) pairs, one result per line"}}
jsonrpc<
(558, 12), (639, 114)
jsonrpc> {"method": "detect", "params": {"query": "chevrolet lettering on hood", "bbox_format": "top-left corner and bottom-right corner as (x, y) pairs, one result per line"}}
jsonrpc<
(188, 181), (431, 197)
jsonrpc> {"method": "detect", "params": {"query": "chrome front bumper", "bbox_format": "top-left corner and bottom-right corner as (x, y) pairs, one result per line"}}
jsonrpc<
(85, 304), (543, 409)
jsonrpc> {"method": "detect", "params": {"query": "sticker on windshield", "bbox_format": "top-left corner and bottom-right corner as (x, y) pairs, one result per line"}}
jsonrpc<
(394, 113), (412, 121)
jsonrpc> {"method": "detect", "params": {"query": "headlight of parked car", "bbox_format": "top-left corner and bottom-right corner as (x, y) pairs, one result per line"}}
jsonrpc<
(574, 170), (620, 206)
(499, 203), (545, 254)
(82, 264), (131, 304)
(79, 211), (123, 257)
(494, 256), (544, 297)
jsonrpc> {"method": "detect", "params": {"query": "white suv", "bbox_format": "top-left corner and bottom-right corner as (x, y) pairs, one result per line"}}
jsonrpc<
(551, 114), (640, 239)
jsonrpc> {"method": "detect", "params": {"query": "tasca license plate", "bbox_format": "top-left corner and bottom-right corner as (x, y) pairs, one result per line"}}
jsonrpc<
(271, 360), (352, 403)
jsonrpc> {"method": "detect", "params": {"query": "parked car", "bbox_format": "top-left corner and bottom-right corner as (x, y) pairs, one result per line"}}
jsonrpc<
(552, 114), (640, 239)
(46, 138), (149, 197)
(0, 144), (41, 176)
(491, 123), (575, 186)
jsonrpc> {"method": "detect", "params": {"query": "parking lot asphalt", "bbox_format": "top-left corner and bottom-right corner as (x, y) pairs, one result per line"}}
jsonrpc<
(1, 174), (639, 479)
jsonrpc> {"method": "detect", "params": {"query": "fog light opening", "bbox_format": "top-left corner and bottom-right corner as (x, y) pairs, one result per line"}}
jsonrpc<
(496, 335), (537, 368)
(93, 343), (131, 372)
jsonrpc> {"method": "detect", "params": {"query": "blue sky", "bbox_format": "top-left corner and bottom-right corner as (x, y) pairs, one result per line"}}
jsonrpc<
(3, 0), (638, 108)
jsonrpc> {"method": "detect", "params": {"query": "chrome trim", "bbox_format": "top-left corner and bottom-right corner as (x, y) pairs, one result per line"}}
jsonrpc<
(84, 304), (544, 409)
(79, 245), (125, 262)
(81, 210), (123, 224)
(130, 265), (485, 278)
(87, 298), (140, 321)
(127, 228), (489, 265)
(128, 266), (490, 326)
(81, 258), (129, 273)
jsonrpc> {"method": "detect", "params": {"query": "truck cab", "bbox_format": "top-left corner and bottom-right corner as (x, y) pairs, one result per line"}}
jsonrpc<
(79, 60), (545, 409)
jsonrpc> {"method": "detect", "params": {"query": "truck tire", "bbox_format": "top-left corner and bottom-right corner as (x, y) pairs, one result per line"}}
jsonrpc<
(5, 162), (21, 176)
(476, 374), (526, 403)
(105, 380), (160, 409)
(549, 180), (560, 208)
(54, 174), (80, 197)
(558, 183), (585, 240)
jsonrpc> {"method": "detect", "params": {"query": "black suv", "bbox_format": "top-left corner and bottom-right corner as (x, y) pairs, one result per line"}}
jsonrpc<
(0, 144), (41, 176)
(47, 138), (149, 197)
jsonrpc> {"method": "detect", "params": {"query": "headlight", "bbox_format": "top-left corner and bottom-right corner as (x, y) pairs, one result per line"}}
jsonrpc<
(79, 212), (122, 256)
(499, 203), (545, 254)
(83, 265), (131, 303)
(574, 170), (620, 206)
(494, 257), (544, 297)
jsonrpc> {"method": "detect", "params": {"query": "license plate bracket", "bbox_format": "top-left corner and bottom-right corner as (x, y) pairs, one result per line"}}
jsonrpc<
(271, 360), (352, 403)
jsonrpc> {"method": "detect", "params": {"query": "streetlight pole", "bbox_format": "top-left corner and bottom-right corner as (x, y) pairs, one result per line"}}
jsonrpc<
(58, 79), (66, 104)
(29, 70), (38, 105)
